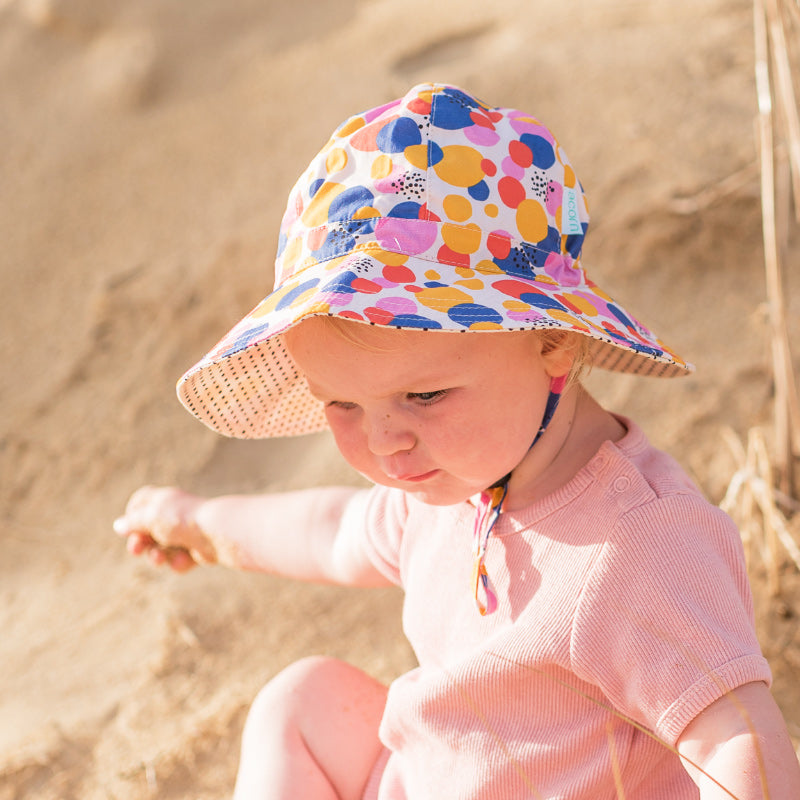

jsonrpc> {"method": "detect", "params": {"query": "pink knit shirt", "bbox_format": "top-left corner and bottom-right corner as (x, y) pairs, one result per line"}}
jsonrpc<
(353, 419), (770, 799)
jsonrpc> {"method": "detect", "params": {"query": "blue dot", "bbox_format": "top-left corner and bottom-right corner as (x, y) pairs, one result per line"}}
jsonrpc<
(388, 201), (423, 219)
(327, 186), (375, 222)
(468, 180), (490, 201)
(520, 134), (556, 169)
(376, 117), (423, 153)
(275, 278), (320, 311)
(426, 141), (444, 167)
(431, 89), (477, 130)
(320, 270), (358, 295)
(447, 303), (503, 327)
(564, 231), (585, 258)
(388, 314), (442, 329)
(519, 292), (565, 311)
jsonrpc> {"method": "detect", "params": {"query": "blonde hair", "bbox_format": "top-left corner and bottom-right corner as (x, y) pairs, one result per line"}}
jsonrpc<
(306, 315), (592, 383)
(537, 329), (593, 386)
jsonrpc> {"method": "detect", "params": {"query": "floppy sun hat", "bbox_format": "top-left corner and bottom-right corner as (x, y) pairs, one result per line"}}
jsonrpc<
(177, 82), (692, 440)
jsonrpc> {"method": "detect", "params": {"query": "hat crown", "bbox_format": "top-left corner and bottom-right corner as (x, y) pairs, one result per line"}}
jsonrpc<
(275, 83), (589, 293)
(176, 83), (691, 441)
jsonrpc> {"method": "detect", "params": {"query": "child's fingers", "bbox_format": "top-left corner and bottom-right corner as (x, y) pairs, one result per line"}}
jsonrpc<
(114, 516), (139, 539)
(126, 531), (197, 571)
(124, 530), (153, 555)
(114, 485), (214, 566)
(113, 486), (189, 546)
(166, 548), (197, 573)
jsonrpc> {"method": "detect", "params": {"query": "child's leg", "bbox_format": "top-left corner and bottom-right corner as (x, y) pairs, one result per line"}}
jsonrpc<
(233, 656), (388, 800)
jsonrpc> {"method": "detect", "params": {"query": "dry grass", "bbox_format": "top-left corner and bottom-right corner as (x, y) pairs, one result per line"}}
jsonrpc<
(740, 0), (800, 585)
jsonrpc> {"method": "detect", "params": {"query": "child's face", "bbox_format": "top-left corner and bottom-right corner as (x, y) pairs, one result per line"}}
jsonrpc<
(285, 319), (569, 506)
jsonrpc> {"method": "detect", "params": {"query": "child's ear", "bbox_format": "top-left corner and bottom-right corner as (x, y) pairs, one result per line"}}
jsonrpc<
(541, 342), (575, 378)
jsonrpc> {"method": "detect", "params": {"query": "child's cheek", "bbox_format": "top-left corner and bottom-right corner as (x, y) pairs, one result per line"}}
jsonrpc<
(327, 417), (370, 472)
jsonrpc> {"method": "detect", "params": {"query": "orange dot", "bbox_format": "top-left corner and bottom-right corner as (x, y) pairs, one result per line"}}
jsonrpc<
(516, 199), (548, 243)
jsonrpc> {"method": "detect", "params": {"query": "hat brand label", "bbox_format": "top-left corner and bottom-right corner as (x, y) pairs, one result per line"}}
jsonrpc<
(563, 187), (583, 235)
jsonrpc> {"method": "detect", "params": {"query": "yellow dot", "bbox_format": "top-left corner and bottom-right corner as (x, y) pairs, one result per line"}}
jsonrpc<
(485, 203), (499, 218)
(547, 309), (589, 331)
(337, 117), (365, 137)
(425, 269), (442, 281)
(502, 300), (532, 312)
(275, 238), (302, 278)
(353, 206), (381, 219)
(442, 194), (473, 222)
(253, 278), (318, 317)
(405, 144), (429, 171)
(516, 199), (548, 243)
(563, 165), (576, 189)
(371, 154), (393, 180)
(455, 267), (475, 278)
(469, 321), (504, 330)
(562, 293), (599, 316)
(326, 148), (348, 174)
(442, 222), (482, 254)
(433, 146), (485, 188)
(362, 245), (409, 265)
(475, 259), (504, 275)
(415, 286), (473, 312)
(301, 182), (345, 228)
(455, 278), (484, 290)
(304, 299), (332, 316)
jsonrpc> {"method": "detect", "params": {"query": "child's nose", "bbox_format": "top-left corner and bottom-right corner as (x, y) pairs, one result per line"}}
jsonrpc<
(364, 413), (416, 456)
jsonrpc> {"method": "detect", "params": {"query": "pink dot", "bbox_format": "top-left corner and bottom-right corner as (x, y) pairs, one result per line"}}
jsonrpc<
(376, 218), (437, 255)
(465, 125), (501, 147)
(546, 181), (563, 216)
(326, 292), (355, 307)
(307, 226), (327, 250)
(501, 156), (524, 180)
(376, 296), (416, 315)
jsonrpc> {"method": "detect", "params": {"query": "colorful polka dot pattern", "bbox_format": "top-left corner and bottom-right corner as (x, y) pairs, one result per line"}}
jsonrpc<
(178, 83), (692, 439)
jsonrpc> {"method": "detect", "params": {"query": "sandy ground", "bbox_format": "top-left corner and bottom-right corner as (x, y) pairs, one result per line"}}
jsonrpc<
(1, 0), (799, 797)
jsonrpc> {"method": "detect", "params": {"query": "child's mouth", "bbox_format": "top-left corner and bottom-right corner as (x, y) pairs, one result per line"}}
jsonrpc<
(392, 469), (440, 483)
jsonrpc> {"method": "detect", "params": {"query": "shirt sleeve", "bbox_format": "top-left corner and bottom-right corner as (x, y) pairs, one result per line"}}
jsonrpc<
(342, 484), (410, 586)
(570, 491), (772, 746)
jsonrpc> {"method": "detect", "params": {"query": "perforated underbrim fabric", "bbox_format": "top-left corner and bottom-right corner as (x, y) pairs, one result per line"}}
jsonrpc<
(177, 322), (689, 439)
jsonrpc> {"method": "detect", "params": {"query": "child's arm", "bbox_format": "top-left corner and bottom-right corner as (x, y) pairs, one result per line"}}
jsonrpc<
(676, 680), (800, 798)
(113, 485), (391, 587)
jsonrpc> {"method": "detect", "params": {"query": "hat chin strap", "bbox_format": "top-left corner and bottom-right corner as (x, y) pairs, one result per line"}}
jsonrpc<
(487, 373), (568, 490)
(472, 373), (568, 615)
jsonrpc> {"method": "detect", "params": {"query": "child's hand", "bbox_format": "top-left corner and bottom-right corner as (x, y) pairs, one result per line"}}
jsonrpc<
(113, 486), (217, 572)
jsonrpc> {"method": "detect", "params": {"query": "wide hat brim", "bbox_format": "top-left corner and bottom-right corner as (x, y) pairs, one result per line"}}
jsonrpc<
(177, 83), (693, 439)
(177, 248), (692, 439)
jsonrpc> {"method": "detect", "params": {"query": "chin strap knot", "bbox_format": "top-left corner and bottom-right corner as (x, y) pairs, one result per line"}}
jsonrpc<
(471, 483), (507, 616)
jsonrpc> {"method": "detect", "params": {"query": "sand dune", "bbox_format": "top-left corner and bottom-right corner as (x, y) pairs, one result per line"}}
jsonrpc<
(1, 0), (798, 796)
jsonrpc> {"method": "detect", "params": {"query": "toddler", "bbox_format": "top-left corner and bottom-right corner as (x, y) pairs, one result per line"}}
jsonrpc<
(115, 83), (800, 799)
